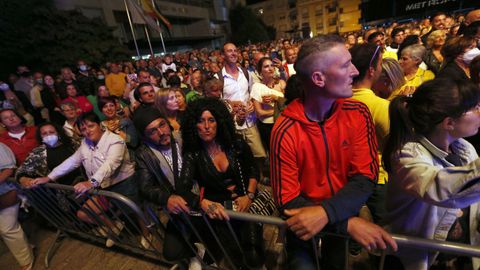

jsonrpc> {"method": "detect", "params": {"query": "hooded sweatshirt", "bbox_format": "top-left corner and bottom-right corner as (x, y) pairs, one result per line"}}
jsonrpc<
(270, 98), (378, 230)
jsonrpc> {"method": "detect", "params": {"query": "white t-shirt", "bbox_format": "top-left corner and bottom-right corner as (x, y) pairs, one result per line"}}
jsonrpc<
(250, 82), (284, 124)
(221, 67), (255, 130)
(161, 62), (177, 73)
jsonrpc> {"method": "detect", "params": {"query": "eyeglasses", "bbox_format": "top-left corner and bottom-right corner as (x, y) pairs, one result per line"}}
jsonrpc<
(369, 46), (381, 68)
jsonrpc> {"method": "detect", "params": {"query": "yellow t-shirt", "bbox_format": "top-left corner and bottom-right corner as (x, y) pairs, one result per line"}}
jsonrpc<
(352, 88), (390, 184)
(383, 50), (398, 61)
(105, 72), (127, 97)
(388, 68), (435, 101)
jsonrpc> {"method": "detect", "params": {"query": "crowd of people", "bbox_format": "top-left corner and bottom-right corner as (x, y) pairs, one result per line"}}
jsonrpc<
(1, 8), (480, 270)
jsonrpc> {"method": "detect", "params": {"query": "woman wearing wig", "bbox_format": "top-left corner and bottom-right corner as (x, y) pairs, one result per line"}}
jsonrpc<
(177, 97), (265, 269)
(383, 78), (480, 270)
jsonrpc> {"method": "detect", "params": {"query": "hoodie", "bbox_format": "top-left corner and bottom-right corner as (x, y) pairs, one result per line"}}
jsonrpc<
(270, 98), (378, 230)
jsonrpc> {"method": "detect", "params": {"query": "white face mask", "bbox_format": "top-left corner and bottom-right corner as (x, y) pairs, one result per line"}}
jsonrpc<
(463, 47), (480, 65)
(0, 83), (9, 91)
(79, 65), (87, 71)
(42, 134), (59, 147)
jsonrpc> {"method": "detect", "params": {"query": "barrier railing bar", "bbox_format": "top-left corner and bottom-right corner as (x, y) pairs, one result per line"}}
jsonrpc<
(30, 184), (480, 267)
(201, 213), (238, 270)
(225, 210), (480, 258)
(391, 234), (480, 257)
(177, 211), (223, 268)
(45, 183), (148, 224)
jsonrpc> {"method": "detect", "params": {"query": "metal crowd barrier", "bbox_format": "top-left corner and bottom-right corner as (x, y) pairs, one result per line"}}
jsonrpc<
(21, 183), (480, 270)
(21, 182), (169, 268)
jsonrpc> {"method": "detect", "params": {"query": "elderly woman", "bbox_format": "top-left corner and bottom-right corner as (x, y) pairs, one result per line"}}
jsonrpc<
(424, 30), (447, 75)
(437, 36), (479, 81)
(154, 88), (181, 131)
(33, 112), (138, 247)
(17, 122), (82, 187)
(178, 98), (265, 269)
(389, 44), (435, 99)
(383, 79), (480, 270)
(60, 102), (82, 143)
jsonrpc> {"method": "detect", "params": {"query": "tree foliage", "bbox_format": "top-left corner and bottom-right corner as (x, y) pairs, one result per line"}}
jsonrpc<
(0, 0), (131, 78)
(228, 4), (273, 45)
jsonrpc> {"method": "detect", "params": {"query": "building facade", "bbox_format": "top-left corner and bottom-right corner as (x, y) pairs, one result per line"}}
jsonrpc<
(54, 0), (240, 54)
(249, 0), (362, 39)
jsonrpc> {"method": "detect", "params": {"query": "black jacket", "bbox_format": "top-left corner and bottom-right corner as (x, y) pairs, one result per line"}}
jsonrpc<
(177, 138), (259, 207)
(437, 61), (470, 82)
(135, 136), (197, 207)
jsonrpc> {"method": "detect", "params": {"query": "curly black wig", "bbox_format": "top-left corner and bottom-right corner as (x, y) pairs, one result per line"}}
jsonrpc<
(181, 97), (236, 154)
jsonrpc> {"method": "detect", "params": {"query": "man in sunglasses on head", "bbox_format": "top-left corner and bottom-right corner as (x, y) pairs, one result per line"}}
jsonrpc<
(350, 43), (390, 225)
(133, 107), (202, 269)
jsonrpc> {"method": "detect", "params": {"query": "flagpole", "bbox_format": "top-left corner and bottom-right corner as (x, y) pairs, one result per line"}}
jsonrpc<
(144, 25), (155, 57)
(124, 0), (141, 59)
(152, 0), (167, 54)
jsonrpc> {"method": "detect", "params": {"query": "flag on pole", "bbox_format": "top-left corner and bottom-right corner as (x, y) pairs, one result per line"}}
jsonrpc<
(140, 0), (172, 30)
(126, 0), (162, 33)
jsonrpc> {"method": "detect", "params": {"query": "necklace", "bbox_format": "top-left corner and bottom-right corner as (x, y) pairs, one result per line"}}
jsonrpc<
(207, 144), (221, 160)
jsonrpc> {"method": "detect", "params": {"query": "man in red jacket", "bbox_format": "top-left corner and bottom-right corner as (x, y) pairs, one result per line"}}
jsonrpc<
(270, 34), (397, 269)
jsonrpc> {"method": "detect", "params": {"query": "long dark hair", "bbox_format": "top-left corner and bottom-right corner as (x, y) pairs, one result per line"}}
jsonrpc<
(383, 78), (480, 172)
(181, 97), (236, 154)
(35, 122), (72, 147)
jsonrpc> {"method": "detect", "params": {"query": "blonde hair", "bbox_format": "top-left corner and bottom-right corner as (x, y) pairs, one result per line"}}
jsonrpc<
(382, 58), (406, 92)
(426, 30), (446, 49)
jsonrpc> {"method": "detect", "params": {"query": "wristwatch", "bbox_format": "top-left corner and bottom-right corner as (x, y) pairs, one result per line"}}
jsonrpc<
(247, 192), (255, 200)
(89, 178), (100, 188)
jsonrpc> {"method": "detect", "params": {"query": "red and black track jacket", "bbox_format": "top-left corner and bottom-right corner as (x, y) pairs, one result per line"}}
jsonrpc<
(270, 98), (379, 231)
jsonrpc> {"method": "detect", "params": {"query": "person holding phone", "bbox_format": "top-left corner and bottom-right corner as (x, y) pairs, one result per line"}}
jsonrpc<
(251, 57), (285, 152)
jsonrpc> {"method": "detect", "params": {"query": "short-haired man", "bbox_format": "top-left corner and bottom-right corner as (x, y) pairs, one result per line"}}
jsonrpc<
(133, 107), (201, 268)
(387, 27), (405, 53)
(422, 12), (447, 44)
(368, 31), (398, 60)
(283, 48), (297, 79)
(271, 35), (397, 269)
(220, 43), (267, 180)
(132, 83), (156, 114)
(350, 43), (390, 224)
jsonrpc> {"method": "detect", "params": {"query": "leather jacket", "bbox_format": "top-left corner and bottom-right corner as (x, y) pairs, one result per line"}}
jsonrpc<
(177, 138), (259, 207)
(135, 134), (197, 208)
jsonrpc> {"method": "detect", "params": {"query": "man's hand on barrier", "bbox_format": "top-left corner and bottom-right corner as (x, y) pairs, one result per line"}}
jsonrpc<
(167, 195), (190, 214)
(347, 217), (398, 252)
(74, 181), (93, 194)
(31, 176), (51, 188)
(201, 199), (229, 220)
(284, 206), (329, 240)
(234, 195), (252, 212)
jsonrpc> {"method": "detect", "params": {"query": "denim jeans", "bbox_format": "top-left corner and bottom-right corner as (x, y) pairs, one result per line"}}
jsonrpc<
(286, 231), (348, 270)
